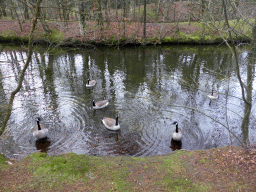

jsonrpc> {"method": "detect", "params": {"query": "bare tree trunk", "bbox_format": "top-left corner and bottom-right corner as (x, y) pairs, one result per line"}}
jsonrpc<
(23, 0), (30, 19)
(97, 0), (103, 28)
(0, 0), (43, 135)
(75, 0), (84, 35)
(241, 24), (256, 145)
(0, 0), (7, 17)
(143, 0), (146, 40)
(105, 0), (110, 25)
(139, 0), (141, 17)
(39, 18), (51, 35)
(123, 0), (127, 18)
(201, 0), (206, 19)
(115, 0), (118, 20)
(133, 0), (136, 21)
(222, 0), (252, 146)
(81, 1), (86, 27)
(11, 0), (23, 31)
(157, 0), (161, 20)
(241, 56), (253, 146)
(166, 0), (172, 22)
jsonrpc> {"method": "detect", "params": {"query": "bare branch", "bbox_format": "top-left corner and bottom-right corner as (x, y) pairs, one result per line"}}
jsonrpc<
(0, 0), (43, 135)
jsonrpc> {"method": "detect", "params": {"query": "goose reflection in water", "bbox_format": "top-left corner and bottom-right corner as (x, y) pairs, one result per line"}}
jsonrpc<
(170, 139), (182, 151)
(105, 129), (121, 142)
(35, 137), (51, 153)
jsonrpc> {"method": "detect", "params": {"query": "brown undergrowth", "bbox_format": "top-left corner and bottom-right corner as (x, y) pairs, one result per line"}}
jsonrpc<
(0, 144), (255, 192)
(183, 145), (256, 191)
(0, 17), (204, 45)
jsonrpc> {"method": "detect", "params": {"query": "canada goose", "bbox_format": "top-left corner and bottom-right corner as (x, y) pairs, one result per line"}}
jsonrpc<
(33, 117), (48, 140)
(92, 99), (109, 109)
(102, 115), (120, 131)
(86, 78), (96, 87)
(172, 121), (183, 141)
(207, 89), (218, 100)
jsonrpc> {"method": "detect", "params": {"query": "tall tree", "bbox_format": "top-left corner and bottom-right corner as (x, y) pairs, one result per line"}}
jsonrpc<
(23, 0), (30, 19)
(221, 0), (254, 146)
(143, 0), (146, 39)
(75, 0), (85, 35)
(0, 0), (7, 17)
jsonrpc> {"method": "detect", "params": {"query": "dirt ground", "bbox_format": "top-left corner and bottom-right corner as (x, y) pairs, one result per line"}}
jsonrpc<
(0, 144), (255, 191)
(0, 17), (202, 45)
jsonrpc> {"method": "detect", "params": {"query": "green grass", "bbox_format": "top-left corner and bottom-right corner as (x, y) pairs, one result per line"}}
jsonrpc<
(166, 178), (208, 192)
(27, 152), (90, 182)
(0, 30), (29, 43)
(108, 35), (118, 44)
(0, 146), (255, 191)
(199, 158), (210, 164)
(0, 153), (7, 170)
(48, 29), (65, 42)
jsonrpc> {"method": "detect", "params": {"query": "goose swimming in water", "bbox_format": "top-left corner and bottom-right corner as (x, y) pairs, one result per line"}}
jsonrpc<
(33, 117), (48, 140)
(102, 115), (120, 131)
(207, 89), (218, 100)
(86, 78), (96, 88)
(92, 99), (109, 109)
(172, 121), (183, 141)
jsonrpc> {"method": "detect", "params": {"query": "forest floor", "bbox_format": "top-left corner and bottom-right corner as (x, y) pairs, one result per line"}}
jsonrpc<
(0, 16), (252, 47)
(0, 144), (256, 191)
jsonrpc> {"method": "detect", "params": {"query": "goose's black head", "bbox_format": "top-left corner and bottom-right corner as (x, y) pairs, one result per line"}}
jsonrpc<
(172, 121), (178, 125)
(87, 79), (90, 84)
(36, 117), (41, 122)
(172, 121), (179, 132)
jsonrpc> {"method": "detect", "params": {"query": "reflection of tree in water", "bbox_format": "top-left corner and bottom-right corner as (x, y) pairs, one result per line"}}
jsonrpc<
(0, 68), (7, 125)
(37, 52), (59, 115)
(170, 139), (182, 151)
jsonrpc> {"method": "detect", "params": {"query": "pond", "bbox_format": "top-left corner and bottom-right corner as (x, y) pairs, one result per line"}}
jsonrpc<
(0, 44), (256, 159)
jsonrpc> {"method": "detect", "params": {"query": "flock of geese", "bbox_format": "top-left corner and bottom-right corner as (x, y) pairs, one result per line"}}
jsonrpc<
(33, 77), (219, 144)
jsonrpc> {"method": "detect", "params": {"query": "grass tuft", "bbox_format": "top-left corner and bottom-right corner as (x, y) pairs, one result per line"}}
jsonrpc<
(48, 29), (65, 42)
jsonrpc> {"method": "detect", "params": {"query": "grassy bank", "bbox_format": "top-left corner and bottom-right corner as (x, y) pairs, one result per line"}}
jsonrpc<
(0, 146), (255, 191)
(0, 18), (252, 47)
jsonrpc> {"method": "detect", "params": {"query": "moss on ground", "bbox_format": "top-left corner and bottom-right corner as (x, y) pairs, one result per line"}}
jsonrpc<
(0, 153), (7, 170)
(0, 30), (26, 43)
(1, 146), (254, 191)
(48, 29), (65, 42)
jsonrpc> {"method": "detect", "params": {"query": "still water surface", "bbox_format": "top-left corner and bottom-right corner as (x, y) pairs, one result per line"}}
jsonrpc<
(0, 45), (256, 159)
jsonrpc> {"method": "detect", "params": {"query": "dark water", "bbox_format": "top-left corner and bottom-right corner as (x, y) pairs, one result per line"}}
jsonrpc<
(0, 44), (255, 159)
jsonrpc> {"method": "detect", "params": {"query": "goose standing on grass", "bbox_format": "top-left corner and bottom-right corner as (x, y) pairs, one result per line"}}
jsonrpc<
(86, 78), (96, 88)
(172, 121), (183, 141)
(102, 115), (120, 131)
(33, 117), (48, 140)
(207, 89), (218, 100)
(92, 99), (109, 109)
